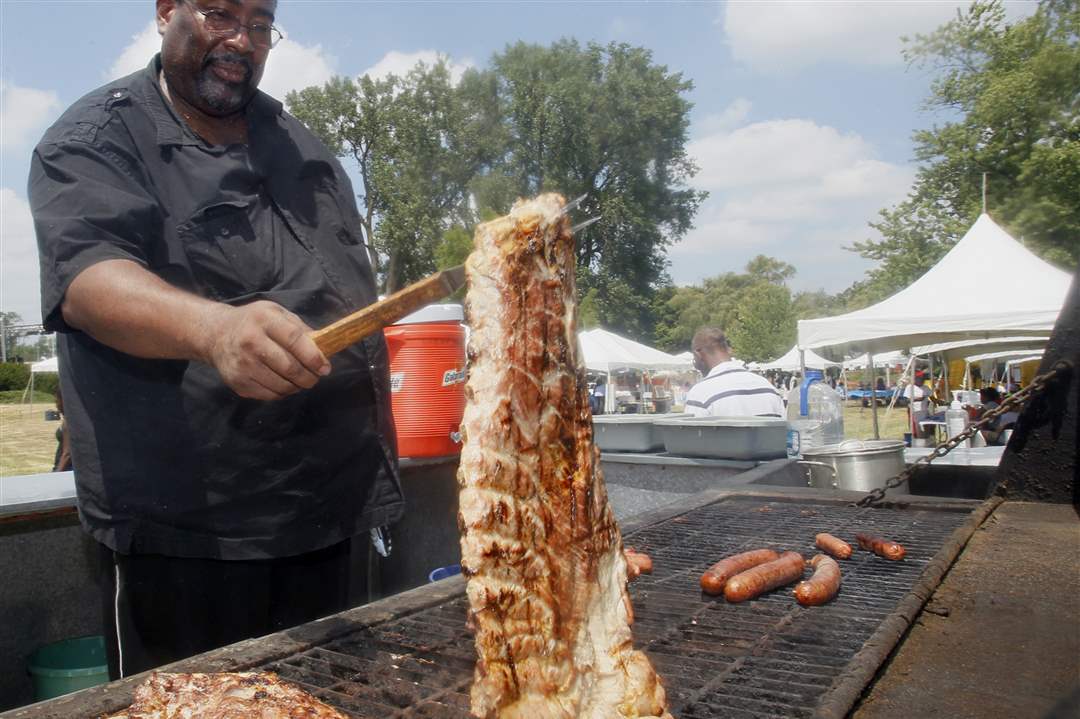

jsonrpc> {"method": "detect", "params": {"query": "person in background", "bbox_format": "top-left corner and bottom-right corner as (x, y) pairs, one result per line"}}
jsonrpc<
(904, 371), (934, 439)
(591, 377), (607, 415)
(30, 0), (403, 680)
(977, 387), (1019, 445)
(686, 328), (784, 417)
(52, 387), (72, 472)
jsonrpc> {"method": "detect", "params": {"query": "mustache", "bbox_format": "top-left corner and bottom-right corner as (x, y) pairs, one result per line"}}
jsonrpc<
(203, 52), (253, 83)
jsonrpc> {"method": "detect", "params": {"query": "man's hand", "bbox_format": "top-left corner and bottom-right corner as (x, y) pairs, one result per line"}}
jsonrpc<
(203, 302), (331, 400)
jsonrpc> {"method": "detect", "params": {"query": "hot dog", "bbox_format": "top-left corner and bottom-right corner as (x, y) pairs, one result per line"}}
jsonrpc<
(855, 533), (906, 560)
(700, 549), (780, 595)
(723, 551), (805, 603)
(624, 548), (653, 580)
(815, 532), (853, 560)
(794, 554), (842, 606)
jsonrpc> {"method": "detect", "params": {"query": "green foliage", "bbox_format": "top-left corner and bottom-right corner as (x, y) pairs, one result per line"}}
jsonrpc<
(0, 390), (54, 404)
(481, 40), (706, 338)
(288, 40), (703, 326)
(852, 0), (1080, 304)
(0, 362), (30, 391)
(287, 62), (499, 291)
(727, 283), (796, 362)
(435, 226), (474, 270)
(1, 311), (22, 360)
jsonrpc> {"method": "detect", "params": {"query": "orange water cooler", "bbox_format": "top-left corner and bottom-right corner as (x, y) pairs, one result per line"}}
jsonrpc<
(384, 303), (467, 458)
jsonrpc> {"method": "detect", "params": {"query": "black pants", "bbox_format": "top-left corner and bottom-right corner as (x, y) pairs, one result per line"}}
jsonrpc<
(98, 540), (361, 680)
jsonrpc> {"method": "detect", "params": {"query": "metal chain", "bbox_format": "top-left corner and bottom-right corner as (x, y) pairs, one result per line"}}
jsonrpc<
(854, 360), (1072, 507)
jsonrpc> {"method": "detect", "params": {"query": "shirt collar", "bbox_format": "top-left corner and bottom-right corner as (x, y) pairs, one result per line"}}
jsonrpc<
(143, 54), (282, 148)
(706, 359), (746, 378)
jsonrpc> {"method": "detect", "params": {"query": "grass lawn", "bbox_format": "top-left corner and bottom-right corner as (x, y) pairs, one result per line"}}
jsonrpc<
(0, 402), (61, 477)
(844, 400), (909, 441)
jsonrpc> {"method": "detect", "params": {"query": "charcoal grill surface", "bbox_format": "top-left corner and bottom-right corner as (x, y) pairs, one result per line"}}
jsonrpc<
(259, 497), (974, 719)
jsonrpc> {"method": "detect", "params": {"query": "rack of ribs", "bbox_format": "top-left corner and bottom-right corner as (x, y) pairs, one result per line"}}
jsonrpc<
(457, 193), (671, 719)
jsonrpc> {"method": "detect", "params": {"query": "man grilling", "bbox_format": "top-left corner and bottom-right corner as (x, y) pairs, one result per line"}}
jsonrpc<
(685, 328), (785, 417)
(30, 0), (403, 679)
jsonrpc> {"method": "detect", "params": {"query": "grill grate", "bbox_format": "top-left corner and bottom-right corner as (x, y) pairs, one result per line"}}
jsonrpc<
(261, 498), (970, 718)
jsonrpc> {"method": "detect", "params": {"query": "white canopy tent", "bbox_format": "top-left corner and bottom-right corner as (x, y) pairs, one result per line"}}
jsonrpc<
(966, 349), (1044, 364)
(842, 350), (906, 370)
(910, 336), (1050, 364)
(756, 345), (836, 372)
(21, 356), (60, 406)
(31, 357), (58, 373)
(578, 328), (693, 412)
(798, 214), (1071, 361)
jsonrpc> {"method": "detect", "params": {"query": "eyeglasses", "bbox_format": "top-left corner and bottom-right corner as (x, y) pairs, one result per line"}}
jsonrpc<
(187, 4), (284, 49)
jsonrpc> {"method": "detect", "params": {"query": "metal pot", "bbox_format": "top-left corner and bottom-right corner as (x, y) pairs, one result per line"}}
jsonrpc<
(798, 439), (907, 493)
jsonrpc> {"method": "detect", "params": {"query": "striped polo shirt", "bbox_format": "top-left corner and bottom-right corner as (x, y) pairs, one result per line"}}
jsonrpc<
(685, 360), (785, 418)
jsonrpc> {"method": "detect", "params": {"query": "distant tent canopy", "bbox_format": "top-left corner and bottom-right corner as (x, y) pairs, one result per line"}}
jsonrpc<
(578, 328), (692, 373)
(798, 214), (1071, 362)
(31, 357), (59, 373)
(578, 328), (692, 413)
(754, 346), (837, 372)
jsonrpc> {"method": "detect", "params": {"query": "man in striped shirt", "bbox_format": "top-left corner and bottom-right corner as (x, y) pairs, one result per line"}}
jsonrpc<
(686, 328), (785, 418)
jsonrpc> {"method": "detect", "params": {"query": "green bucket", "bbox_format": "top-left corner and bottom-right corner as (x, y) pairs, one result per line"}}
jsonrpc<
(27, 635), (109, 702)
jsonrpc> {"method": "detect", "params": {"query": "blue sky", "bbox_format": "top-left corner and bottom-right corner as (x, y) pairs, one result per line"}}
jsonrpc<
(0, 0), (1038, 323)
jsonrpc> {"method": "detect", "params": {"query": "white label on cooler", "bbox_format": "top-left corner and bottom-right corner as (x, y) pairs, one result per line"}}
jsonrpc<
(442, 368), (466, 387)
(390, 372), (406, 393)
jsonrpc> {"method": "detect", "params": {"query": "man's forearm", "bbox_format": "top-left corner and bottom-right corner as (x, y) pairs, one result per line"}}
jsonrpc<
(61, 259), (331, 401)
(61, 259), (224, 362)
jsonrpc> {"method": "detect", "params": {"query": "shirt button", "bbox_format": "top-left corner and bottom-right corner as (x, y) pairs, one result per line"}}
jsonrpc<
(219, 226), (230, 236)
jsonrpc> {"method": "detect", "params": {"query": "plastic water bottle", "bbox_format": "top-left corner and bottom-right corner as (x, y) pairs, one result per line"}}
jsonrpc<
(808, 382), (845, 446)
(786, 370), (844, 449)
(946, 392), (970, 448)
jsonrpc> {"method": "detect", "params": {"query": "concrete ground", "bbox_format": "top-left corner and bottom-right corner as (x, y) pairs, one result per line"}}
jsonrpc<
(853, 502), (1080, 719)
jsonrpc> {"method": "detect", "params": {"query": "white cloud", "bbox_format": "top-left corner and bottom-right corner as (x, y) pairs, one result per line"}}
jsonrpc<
(0, 188), (42, 323)
(259, 37), (336, 99)
(361, 50), (474, 84)
(105, 21), (336, 99)
(0, 81), (62, 151)
(720, 1), (1037, 73)
(697, 98), (753, 135)
(106, 21), (161, 80)
(671, 112), (915, 291)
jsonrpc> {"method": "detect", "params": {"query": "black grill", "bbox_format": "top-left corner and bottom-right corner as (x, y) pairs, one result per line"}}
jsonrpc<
(259, 497), (973, 718)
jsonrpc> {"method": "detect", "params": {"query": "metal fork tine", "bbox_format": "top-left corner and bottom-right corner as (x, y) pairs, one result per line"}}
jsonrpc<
(570, 216), (601, 234)
(560, 194), (588, 215)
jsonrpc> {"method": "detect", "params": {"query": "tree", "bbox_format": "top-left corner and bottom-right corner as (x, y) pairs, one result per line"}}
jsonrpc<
(287, 62), (499, 292)
(0, 311), (22, 361)
(850, 0), (1080, 305)
(479, 40), (705, 340)
(652, 256), (799, 353)
(727, 283), (796, 363)
(745, 255), (796, 285)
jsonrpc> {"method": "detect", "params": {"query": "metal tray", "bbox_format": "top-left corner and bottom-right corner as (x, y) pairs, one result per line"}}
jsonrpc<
(592, 415), (664, 452)
(655, 416), (788, 460)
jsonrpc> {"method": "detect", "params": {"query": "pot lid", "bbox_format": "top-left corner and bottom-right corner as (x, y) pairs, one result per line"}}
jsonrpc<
(801, 439), (906, 458)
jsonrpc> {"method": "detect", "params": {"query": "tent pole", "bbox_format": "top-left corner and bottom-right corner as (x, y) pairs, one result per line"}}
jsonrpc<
(869, 352), (880, 439)
(799, 349), (806, 377)
(605, 371), (614, 414)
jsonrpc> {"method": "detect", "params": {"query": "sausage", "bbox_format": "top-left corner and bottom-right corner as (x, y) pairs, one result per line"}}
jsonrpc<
(856, 533), (906, 560)
(815, 532), (853, 560)
(794, 554), (842, 606)
(723, 551), (805, 603)
(624, 548), (653, 580)
(700, 549), (780, 595)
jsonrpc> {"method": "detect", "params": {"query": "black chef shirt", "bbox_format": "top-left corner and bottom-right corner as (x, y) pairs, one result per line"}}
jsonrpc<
(29, 56), (404, 560)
